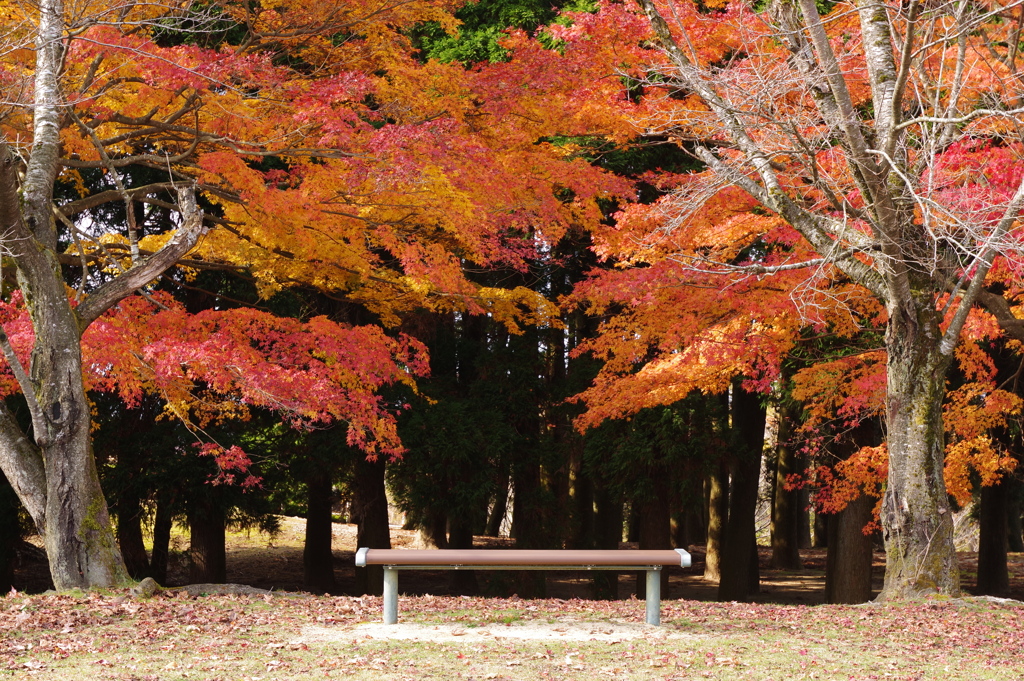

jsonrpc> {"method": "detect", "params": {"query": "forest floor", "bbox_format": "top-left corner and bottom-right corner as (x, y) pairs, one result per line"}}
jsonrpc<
(13, 516), (1024, 602)
(7, 519), (1024, 679)
(3, 578), (1024, 679)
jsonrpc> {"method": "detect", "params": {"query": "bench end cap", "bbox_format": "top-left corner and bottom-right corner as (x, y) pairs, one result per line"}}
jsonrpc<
(355, 547), (369, 567)
(675, 548), (692, 568)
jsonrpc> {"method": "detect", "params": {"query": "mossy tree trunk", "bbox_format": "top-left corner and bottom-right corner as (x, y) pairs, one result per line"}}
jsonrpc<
(879, 303), (958, 599)
(0, 0), (203, 590)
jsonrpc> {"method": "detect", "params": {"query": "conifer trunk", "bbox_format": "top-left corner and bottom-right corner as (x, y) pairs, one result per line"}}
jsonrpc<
(188, 498), (226, 584)
(718, 385), (765, 601)
(0, 474), (17, 592)
(770, 403), (802, 570)
(976, 481), (1009, 596)
(485, 478), (509, 537)
(1008, 475), (1024, 553)
(512, 462), (547, 598)
(303, 469), (337, 593)
(704, 461), (729, 581)
(353, 455), (391, 595)
(117, 493), (150, 580)
(635, 472), (671, 599)
(824, 495), (874, 603)
(592, 483), (622, 600)
(149, 491), (174, 584)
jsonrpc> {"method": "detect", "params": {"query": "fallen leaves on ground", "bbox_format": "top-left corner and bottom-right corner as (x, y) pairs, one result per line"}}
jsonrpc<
(1, 589), (1022, 679)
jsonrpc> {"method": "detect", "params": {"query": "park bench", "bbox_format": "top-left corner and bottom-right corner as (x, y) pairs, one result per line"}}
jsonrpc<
(355, 548), (691, 625)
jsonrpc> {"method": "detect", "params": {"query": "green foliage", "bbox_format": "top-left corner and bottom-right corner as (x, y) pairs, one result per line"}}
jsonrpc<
(150, 1), (249, 49)
(584, 393), (729, 502)
(414, 0), (596, 64)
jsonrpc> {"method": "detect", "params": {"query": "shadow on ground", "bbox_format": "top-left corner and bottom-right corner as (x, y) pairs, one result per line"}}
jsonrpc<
(13, 518), (1024, 605)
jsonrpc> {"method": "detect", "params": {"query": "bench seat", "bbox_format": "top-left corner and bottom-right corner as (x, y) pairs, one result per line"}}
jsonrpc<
(355, 548), (691, 625)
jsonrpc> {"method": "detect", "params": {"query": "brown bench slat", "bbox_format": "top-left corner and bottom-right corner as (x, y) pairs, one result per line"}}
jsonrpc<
(356, 548), (690, 567)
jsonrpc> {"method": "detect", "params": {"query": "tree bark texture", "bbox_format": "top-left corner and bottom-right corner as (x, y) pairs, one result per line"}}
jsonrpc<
(0, 474), (18, 592)
(303, 469), (337, 593)
(1008, 475), (1024, 553)
(353, 455), (391, 596)
(824, 495), (875, 604)
(798, 482), (812, 550)
(976, 481), (1010, 596)
(485, 478), (510, 537)
(880, 310), (959, 598)
(188, 498), (226, 584)
(149, 491), (174, 585)
(718, 385), (765, 601)
(704, 461), (729, 581)
(116, 493), (150, 580)
(770, 403), (802, 570)
(512, 462), (548, 598)
(635, 472), (672, 599)
(592, 483), (622, 600)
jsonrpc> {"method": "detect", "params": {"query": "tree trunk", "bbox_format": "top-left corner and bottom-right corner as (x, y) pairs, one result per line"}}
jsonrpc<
(879, 313), (959, 599)
(592, 482), (622, 600)
(824, 495), (874, 603)
(0, 473), (17, 593)
(976, 481), (1009, 596)
(798, 476), (812, 550)
(511, 462), (547, 598)
(704, 460), (729, 581)
(570, 463), (594, 550)
(447, 515), (479, 594)
(485, 477), (509, 537)
(188, 498), (226, 584)
(303, 469), (337, 593)
(718, 384), (765, 602)
(353, 455), (391, 596)
(0, 69), (198, 589)
(425, 510), (449, 549)
(149, 491), (174, 585)
(635, 472), (672, 599)
(813, 508), (828, 548)
(117, 493), (150, 580)
(770, 403), (802, 570)
(1007, 474), (1024, 553)
(675, 494), (705, 547)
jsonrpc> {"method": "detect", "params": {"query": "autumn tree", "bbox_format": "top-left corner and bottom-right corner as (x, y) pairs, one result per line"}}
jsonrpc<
(570, 0), (1024, 598)
(0, 0), (638, 591)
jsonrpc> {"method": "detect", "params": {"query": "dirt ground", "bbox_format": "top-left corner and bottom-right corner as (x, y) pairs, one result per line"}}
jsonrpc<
(13, 517), (1024, 603)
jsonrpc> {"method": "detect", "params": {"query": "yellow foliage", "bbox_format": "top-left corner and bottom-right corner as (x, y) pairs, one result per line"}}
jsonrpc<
(945, 436), (1017, 507)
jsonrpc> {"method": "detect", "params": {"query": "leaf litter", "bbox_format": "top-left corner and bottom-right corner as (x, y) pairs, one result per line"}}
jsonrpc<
(2, 589), (1023, 680)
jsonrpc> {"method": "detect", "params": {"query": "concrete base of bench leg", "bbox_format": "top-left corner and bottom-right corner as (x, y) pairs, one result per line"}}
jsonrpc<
(383, 568), (398, 624)
(645, 569), (661, 625)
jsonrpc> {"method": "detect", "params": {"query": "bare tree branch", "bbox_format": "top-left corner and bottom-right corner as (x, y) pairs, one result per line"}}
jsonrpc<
(76, 184), (206, 326)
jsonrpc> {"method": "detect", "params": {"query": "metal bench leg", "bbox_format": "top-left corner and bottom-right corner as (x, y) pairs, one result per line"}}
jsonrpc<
(645, 568), (661, 626)
(383, 568), (398, 624)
